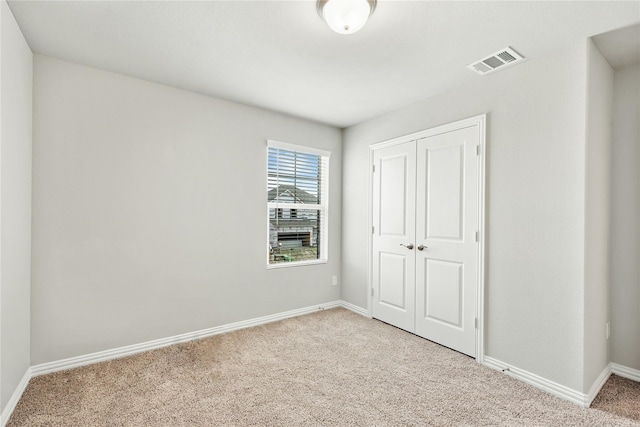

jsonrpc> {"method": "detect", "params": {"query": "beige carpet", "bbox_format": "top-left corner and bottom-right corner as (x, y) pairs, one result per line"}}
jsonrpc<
(8, 308), (640, 426)
(591, 374), (640, 421)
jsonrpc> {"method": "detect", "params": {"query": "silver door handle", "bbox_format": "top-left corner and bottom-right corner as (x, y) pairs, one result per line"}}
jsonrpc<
(417, 245), (427, 251)
(400, 243), (414, 250)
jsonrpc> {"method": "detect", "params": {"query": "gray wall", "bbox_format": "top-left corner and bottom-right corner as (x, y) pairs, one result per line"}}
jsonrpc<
(0, 0), (32, 412)
(31, 55), (342, 365)
(583, 40), (613, 391)
(610, 62), (640, 371)
(342, 43), (590, 392)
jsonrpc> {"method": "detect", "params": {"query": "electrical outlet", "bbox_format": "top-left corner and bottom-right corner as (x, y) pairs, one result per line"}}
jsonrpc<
(606, 321), (610, 339)
(331, 275), (338, 286)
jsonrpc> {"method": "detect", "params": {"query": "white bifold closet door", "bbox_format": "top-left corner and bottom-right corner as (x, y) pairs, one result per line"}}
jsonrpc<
(372, 124), (480, 357)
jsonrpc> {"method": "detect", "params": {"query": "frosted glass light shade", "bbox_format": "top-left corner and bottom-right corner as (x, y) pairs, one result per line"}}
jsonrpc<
(319, 0), (375, 35)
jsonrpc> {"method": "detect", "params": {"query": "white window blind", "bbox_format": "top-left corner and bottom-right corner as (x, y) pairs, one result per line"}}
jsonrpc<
(267, 141), (329, 266)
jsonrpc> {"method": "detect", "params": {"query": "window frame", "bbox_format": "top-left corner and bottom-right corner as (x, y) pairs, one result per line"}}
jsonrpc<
(266, 140), (330, 269)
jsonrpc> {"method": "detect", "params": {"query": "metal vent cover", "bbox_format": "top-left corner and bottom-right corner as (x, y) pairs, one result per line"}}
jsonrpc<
(468, 47), (524, 75)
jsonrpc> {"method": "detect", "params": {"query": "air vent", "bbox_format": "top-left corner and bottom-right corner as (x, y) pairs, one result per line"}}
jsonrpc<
(467, 47), (524, 75)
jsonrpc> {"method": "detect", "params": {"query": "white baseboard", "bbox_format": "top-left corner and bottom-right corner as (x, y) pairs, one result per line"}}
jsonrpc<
(1, 368), (31, 427)
(32, 301), (343, 377)
(611, 363), (640, 382)
(338, 300), (369, 317)
(585, 364), (612, 407)
(483, 359), (635, 408)
(318, 301), (343, 310)
(483, 356), (588, 407)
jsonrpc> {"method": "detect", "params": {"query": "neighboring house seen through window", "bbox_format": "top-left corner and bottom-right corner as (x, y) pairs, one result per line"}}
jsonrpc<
(267, 140), (330, 267)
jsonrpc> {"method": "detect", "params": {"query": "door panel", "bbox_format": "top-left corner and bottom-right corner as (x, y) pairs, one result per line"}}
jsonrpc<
(425, 145), (464, 241)
(379, 155), (408, 236)
(378, 252), (407, 309)
(371, 141), (416, 333)
(415, 126), (479, 357)
(424, 259), (463, 328)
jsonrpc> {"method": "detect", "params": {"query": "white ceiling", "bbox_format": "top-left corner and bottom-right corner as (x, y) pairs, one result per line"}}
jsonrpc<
(8, 1), (640, 128)
(593, 23), (640, 69)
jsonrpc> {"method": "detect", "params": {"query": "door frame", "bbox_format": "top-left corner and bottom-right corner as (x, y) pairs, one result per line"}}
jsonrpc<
(367, 114), (486, 363)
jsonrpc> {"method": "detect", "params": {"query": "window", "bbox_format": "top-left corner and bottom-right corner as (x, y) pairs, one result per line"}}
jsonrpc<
(267, 140), (330, 267)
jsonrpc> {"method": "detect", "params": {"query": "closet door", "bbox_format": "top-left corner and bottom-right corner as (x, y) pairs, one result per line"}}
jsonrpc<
(371, 141), (416, 332)
(414, 126), (479, 357)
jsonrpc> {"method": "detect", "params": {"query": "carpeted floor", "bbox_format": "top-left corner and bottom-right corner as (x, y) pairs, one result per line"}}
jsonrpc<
(591, 374), (640, 422)
(8, 308), (640, 426)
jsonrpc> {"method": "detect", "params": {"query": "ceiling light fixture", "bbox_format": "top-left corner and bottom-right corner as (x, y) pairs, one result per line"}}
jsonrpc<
(317, 0), (376, 35)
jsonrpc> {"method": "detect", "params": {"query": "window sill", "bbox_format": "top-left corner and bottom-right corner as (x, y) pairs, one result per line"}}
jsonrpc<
(267, 259), (328, 270)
